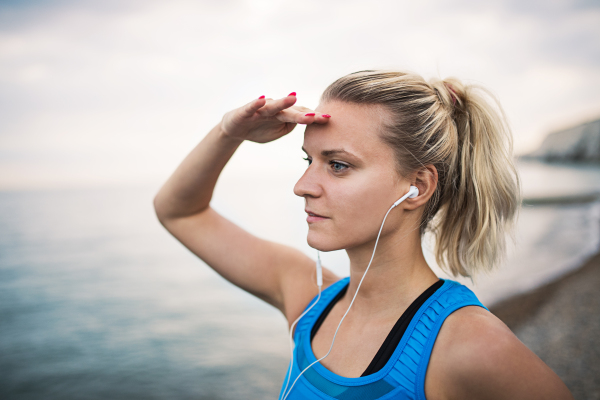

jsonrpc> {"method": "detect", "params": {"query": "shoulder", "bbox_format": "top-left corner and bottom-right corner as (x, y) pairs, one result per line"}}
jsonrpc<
(281, 263), (340, 329)
(425, 305), (573, 400)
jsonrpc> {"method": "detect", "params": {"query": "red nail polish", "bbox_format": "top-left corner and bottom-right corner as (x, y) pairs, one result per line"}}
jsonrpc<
(305, 113), (315, 116)
(258, 95), (265, 99)
(288, 92), (296, 97)
(322, 114), (331, 118)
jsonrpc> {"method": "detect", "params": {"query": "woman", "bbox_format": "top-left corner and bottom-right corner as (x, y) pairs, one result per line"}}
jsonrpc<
(153, 70), (573, 399)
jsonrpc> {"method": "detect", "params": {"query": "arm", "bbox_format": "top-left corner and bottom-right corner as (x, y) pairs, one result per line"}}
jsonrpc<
(426, 306), (573, 400)
(153, 94), (338, 320)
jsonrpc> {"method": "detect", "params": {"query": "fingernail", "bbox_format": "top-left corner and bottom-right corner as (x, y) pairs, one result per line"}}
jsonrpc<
(258, 95), (265, 99)
(322, 114), (331, 118)
(288, 92), (296, 97)
(305, 113), (315, 116)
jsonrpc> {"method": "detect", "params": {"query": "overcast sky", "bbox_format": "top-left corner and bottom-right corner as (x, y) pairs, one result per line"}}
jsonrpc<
(1, 0), (599, 190)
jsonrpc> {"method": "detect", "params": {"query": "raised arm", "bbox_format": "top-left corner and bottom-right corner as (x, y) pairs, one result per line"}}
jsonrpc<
(153, 94), (338, 321)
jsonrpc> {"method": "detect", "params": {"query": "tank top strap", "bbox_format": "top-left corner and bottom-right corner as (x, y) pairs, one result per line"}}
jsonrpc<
(294, 277), (350, 344)
(384, 279), (488, 400)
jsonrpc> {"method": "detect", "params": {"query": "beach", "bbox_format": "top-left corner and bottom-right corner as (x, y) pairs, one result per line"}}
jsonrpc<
(491, 250), (600, 399)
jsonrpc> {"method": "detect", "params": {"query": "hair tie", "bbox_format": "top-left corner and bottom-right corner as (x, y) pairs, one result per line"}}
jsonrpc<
(445, 83), (458, 105)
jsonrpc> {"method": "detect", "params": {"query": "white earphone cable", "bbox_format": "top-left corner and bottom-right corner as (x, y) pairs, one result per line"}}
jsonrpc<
(282, 201), (399, 400)
(282, 186), (419, 400)
(280, 251), (322, 399)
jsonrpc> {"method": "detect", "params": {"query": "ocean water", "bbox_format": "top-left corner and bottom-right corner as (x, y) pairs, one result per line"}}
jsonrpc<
(1, 160), (600, 399)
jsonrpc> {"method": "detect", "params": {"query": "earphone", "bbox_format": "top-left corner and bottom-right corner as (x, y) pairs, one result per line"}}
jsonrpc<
(281, 185), (419, 400)
(393, 185), (419, 207)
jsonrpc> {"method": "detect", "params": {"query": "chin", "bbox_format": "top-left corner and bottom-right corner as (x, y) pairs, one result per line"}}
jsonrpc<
(306, 231), (346, 252)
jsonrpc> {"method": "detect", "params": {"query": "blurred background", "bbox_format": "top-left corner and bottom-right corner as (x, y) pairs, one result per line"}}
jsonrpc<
(1, 0), (599, 399)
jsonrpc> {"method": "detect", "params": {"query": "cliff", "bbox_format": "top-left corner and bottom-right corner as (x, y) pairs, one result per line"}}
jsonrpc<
(525, 118), (600, 163)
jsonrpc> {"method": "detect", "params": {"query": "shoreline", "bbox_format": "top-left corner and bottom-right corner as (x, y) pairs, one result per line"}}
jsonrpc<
(490, 249), (600, 399)
(522, 192), (600, 206)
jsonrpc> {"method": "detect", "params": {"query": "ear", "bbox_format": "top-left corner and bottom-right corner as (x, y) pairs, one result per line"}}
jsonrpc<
(403, 165), (438, 211)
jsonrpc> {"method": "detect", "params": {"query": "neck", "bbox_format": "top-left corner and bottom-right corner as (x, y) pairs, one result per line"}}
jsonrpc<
(343, 218), (439, 318)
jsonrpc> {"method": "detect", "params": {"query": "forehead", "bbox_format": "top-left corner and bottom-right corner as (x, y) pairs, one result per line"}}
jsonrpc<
(304, 101), (392, 158)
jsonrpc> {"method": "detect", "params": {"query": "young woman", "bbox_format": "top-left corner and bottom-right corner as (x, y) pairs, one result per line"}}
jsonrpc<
(153, 70), (573, 399)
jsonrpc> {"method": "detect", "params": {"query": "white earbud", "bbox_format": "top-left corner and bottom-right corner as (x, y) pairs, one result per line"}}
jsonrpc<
(391, 185), (419, 208)
(408, 185), (419, 198)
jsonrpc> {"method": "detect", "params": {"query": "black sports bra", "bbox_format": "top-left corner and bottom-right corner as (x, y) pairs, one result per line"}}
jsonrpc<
(310, 278), (444, 376)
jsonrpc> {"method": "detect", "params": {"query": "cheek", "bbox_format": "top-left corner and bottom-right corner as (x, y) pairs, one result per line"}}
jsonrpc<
(338, 181), (394, 231)
(307, 177), (396, 250)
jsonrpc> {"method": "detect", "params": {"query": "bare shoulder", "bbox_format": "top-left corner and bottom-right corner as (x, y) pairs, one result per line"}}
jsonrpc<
(425, 306), (573, 400)
(281, 260), (340, 330)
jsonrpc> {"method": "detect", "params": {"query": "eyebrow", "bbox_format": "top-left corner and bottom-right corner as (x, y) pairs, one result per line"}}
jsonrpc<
(301, 147), (359, 159)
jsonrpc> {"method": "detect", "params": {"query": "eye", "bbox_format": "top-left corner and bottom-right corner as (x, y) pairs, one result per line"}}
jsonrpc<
(303, 157), (312, 165)
(330, 161), (349, 172)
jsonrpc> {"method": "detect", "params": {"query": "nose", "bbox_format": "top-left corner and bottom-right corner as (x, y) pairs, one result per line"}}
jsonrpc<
(294, 164), (323, 199)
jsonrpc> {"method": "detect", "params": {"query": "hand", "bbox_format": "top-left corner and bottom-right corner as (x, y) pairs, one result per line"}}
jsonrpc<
(220, 93), (331, 143)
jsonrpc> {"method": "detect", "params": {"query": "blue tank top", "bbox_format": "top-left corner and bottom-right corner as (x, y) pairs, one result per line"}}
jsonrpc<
(279, 277), (488, 400)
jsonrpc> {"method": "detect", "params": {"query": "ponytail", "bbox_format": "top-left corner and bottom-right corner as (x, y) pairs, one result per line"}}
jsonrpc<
(430, 78), (521, 277)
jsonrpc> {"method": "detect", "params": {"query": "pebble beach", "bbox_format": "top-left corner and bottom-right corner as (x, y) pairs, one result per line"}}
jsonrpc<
(491, 249), (600, 399)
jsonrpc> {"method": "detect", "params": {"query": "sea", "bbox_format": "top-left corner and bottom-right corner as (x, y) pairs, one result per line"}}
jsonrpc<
(1, 159), (600, 399)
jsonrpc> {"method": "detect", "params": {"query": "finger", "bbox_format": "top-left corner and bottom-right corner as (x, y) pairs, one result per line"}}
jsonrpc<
(240, 96), (267, 118)
(284, 110), (331, 125)
(311, 113), (332, 124)
(272, 106), (313, 124)
(257, 93), (297, 117)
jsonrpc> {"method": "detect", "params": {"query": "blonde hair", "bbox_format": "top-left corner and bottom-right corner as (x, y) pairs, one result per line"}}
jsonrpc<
(321, 70), (521, 278)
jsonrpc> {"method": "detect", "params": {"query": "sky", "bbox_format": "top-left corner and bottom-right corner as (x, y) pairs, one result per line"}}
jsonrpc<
(1, 0), (599, 190)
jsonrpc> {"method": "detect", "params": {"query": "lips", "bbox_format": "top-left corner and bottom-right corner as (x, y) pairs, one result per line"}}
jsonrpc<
(305, 209), (327, 218)
(305, 209), (328, 224)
